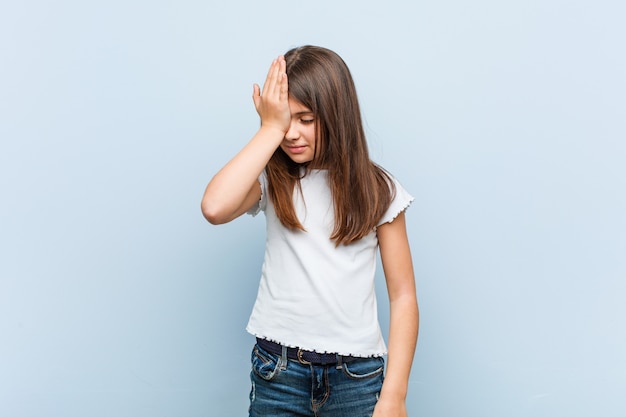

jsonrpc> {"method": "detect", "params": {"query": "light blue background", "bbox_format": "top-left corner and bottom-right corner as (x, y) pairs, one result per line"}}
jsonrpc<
(1, 1), (624, 416)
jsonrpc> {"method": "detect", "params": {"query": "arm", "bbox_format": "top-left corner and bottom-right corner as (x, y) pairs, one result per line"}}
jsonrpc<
(374, 211), (419, 417)
(201, 56), (290, 224)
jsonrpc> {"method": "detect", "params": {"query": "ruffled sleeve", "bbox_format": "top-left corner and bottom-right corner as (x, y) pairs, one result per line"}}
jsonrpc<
(246, 170), (267, 216)
(377, 175), (414, 226)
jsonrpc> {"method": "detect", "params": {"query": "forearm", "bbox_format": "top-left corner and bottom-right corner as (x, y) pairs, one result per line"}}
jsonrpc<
(201, 126), (283, 224)
(202, 55), (289, 224)
(374, 212), (418, 416)
(380, 294), (419, 401)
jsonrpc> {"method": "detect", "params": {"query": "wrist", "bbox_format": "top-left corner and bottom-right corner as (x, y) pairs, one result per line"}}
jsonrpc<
(373, 394), (408, 417)
(258, 123), (287, 138)
(379, 381), (408, 402)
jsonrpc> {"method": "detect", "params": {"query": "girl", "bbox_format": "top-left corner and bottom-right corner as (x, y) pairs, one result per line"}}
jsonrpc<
(202, 46), (418, 417)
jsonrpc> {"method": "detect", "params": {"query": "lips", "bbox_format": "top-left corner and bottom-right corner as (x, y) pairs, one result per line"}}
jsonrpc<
(287, 145), (307, 154)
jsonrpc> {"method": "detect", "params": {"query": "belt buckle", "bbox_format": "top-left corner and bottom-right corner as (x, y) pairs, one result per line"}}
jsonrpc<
(297, 348), (312, 365)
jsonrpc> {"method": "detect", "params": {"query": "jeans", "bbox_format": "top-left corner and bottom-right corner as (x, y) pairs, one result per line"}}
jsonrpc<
(249, 343), (384, 417)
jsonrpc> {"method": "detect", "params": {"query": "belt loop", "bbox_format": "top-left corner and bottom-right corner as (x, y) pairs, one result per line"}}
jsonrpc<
(279, 345), (288, 370)
(335, 354), (343, 370)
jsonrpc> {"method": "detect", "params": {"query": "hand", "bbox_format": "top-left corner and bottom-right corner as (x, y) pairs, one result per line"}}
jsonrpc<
(252, 55), (290, 134)
(372, 396), (408, 417)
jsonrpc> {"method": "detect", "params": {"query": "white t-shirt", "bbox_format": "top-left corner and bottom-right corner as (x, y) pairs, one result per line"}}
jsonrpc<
(246, 169), (413, 357)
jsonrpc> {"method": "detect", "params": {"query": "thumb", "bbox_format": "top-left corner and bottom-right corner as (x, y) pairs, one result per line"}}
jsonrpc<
(252, 83), (261, 108)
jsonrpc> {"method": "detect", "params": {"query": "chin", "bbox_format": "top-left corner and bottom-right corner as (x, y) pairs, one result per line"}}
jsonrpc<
(288, 155), (314, 164)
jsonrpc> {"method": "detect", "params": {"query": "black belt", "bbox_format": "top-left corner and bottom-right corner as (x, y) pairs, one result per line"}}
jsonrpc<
(256, 338), (360, 365)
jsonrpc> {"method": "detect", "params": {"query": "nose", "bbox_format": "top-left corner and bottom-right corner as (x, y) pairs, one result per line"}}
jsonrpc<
(284, 119), (299, 141)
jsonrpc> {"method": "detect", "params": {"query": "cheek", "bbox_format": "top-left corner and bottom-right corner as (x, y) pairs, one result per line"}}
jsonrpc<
(306, 126), (317, 143)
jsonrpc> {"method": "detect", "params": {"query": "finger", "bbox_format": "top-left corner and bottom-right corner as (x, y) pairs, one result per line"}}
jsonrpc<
(259, 59), (273, 97)
(280, 73), (288, 100)
(266, 56), (285, 97)
(278, 57), (288, 99)
(275, 56), (287, 95)
(252, 83), (261, 108)
(261, 58), (279, 97)
(278, 55), (286, 72)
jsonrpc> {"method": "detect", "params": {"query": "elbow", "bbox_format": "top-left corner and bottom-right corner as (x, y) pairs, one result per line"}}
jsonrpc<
(201, 200), (229, 225)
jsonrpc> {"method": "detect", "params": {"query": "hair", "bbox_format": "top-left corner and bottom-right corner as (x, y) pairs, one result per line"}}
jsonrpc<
(265, 45), (395, 245)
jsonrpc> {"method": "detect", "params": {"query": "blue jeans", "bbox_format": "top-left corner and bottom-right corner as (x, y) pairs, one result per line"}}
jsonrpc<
(249, 343), (384, 417)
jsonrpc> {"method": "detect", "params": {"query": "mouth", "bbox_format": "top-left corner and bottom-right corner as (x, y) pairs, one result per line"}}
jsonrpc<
(286, 145), (307, 154)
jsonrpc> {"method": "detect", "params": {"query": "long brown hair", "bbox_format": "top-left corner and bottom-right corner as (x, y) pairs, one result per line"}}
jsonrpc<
(266, 45), (395, 245)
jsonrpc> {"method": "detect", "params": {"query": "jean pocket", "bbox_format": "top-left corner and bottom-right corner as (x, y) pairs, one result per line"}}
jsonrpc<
(251, 344), (283, 381)
(341, 357), (385, 380)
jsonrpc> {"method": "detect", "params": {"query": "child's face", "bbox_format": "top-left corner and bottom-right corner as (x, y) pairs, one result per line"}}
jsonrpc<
(280, 98), (317, 165)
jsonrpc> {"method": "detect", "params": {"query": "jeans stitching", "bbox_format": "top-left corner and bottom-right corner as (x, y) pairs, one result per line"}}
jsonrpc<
(341, 358), (384, 380)
(252, 346), (282, 381)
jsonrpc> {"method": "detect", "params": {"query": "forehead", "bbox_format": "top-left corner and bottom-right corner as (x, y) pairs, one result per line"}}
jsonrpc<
(288, 98), (313, 114)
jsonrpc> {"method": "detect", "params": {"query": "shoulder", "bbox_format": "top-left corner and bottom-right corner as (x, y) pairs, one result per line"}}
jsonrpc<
(376, 168), (414, 226)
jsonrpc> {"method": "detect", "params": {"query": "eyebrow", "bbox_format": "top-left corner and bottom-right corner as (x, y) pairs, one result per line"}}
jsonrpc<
(293, 111), (314, 116)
